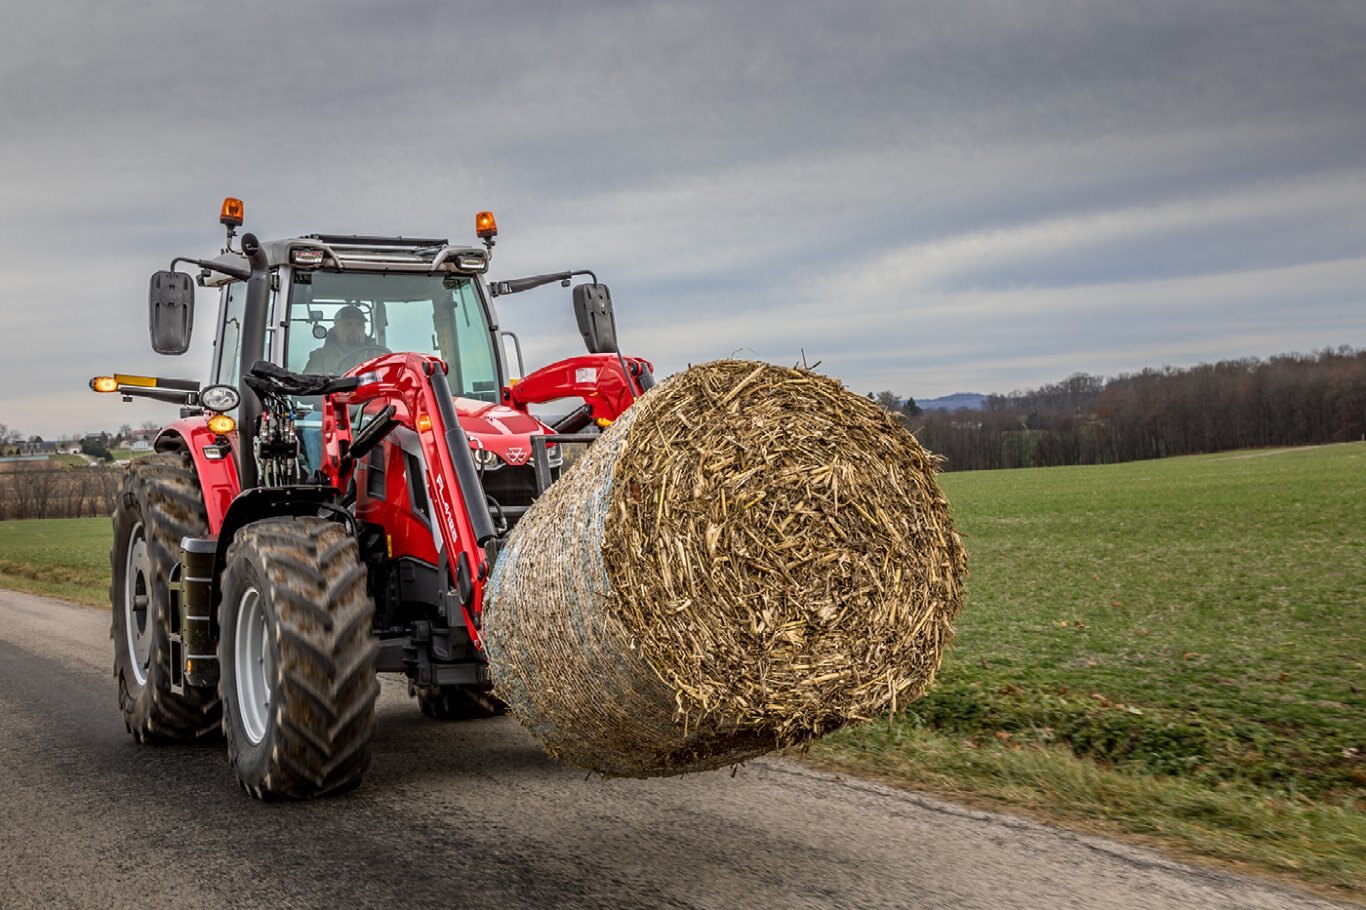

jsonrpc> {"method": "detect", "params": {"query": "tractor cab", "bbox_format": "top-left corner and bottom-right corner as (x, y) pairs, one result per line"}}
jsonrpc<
(198, 236), (530, 481)
(90, 198), (654, 798)
(200, 234), (507, 396)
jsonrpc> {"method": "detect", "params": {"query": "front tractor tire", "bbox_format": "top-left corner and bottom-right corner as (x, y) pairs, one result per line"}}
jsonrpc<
(110, 453), (221, 742)
(219, 517), (379, 800)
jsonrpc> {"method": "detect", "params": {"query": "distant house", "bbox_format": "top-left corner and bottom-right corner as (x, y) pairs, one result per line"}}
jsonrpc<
(18, 439), (57, 456)
(60, 444), (83, 456)
(130, 440), (153, 452)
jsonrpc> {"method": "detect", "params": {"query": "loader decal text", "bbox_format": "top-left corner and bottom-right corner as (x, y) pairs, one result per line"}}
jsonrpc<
(433, 471), (459, 545)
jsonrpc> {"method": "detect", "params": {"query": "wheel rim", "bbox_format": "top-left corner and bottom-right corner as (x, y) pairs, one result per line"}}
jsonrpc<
(123, 523), (152, 687)
(234, 587), (272, 746)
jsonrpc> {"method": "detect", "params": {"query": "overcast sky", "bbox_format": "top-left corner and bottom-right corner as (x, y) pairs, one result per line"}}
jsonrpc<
(2, 0), (1363, 438)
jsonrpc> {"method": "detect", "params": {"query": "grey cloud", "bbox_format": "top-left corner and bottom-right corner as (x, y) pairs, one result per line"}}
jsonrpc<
(2, 0), (1364, 436)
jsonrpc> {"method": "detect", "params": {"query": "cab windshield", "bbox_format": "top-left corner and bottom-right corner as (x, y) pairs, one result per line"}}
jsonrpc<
(285, 270), (500, 401)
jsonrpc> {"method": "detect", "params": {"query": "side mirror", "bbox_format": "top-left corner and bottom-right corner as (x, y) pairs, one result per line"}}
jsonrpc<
(572, 283), (618, 354)
(149, 270), (195, 355)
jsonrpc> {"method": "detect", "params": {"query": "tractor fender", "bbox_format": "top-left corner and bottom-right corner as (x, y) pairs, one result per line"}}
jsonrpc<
(153, 418), (240, 533)
(205, 485), (348, 611)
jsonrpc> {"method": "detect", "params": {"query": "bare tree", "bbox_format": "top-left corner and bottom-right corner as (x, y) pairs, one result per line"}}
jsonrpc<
(60, 467), (84, 518)
(0, 422), (20, 456)
(874, 391), (902, 413)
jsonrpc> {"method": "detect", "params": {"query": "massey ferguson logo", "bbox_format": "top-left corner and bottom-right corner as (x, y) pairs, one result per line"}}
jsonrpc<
(505, 446), (528, 465)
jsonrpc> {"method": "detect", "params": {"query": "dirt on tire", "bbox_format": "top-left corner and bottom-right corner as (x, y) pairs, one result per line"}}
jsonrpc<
(218, 516), (379, 799)
(109, 452), (221, 742)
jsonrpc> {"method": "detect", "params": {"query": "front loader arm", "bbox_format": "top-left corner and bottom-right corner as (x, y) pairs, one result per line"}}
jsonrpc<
(325, 353), (497, 647)
(504, 353), (653, 424)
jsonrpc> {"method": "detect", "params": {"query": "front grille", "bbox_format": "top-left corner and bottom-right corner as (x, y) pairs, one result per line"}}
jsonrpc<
(480, 465), (538, 509)
(479, 464), (562, 511)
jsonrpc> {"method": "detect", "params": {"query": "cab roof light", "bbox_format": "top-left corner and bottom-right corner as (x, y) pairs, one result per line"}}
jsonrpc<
(455, 252), (488, 273)
(220, 197), (244, 229)
(90, 376), (118, 393)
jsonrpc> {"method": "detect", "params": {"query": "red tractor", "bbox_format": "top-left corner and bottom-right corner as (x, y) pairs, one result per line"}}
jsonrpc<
(93, 199), (653, 798)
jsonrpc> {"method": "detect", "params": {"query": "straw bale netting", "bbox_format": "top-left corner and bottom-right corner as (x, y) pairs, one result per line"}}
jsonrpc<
(483, 359), (967, 777)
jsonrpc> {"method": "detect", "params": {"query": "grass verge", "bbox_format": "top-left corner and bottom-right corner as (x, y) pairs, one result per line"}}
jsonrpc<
(804, 726), (1363, 896)
(804, 443), (1365, 899)
(0, 517), (112, 607)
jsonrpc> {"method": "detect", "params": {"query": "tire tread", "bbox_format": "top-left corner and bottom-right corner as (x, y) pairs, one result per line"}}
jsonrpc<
(110, 453), (221, 742)
(221, 516), (378, 799)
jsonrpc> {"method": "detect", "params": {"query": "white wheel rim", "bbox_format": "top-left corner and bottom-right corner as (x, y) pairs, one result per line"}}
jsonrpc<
(234, 587), (272, 746)
(124, 523), (152, 687)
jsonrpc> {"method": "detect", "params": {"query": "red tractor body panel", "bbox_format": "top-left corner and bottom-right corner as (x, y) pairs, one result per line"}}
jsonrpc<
(457, 397), (552, 467)
(506, 353), (653, 422)
(355, 439), (442, 566)
(156, 417), (241, 533)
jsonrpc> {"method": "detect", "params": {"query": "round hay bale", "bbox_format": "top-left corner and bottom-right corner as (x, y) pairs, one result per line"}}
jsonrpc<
(483, 359), (967, 777)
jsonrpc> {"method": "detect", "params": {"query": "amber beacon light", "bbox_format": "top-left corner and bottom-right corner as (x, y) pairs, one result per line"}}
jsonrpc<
(90, 376), (119, 393)
(220, 197), (245, 228)
(207, 414), (237, 435)
(475, 210), (497, 239)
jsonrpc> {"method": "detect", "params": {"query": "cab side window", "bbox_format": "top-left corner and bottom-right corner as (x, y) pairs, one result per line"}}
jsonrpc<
(213, 283), (247, 388)
(212, 282), (274, 387)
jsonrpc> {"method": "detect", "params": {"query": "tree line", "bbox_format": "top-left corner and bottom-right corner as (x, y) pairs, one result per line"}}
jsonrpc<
(889, 347), (1366, 471)
(0, 464), (123, 521)
(4, 347), (1363, 518)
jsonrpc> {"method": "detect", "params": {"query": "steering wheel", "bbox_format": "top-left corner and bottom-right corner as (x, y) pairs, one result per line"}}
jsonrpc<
(336, 346), (390, 374)
(350, 345), (391, 363)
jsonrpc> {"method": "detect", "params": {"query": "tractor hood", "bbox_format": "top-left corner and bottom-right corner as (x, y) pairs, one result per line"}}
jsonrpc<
(455, 397), (553, 467)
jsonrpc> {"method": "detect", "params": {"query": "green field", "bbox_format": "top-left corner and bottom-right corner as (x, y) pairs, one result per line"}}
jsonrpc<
(810, 442), (1365, 895)
(0, 517), (112, 606)
(0, 444), (1362, 894)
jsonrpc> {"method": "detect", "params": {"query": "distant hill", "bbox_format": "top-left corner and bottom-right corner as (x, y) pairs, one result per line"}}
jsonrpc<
(918, 393), (986, 412)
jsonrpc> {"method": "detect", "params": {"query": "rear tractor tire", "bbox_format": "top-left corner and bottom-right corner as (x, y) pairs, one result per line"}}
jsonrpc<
(218, 517), (379, 800)
(416, 685), (506, 721)
(110, 453), (221, 742)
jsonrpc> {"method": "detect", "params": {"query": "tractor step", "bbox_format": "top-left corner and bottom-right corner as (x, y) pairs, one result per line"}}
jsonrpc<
(177, 536), (219, 690)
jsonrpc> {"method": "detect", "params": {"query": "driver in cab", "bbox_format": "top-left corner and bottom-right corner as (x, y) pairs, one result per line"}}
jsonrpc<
(304, 305), (389, 375)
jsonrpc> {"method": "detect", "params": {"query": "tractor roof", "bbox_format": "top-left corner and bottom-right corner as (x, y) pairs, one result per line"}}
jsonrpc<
(199, 234), (487, 287)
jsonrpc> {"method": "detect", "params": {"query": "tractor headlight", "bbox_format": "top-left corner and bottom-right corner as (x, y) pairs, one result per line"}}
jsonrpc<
(472, 446), (501, 470)
(200, 384), (241, 412)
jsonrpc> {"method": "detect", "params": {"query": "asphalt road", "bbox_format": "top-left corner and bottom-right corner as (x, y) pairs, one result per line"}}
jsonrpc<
(0, 589), (1348, 910)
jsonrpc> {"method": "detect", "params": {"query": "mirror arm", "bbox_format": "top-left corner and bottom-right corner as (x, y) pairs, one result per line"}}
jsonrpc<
(490, 269), (597, 297)
(170, 256), (251, 282)
(114, 386), (199, 406)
